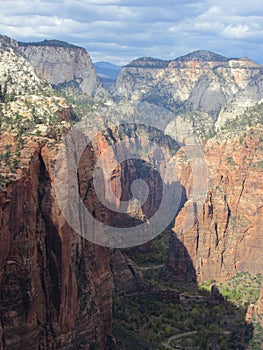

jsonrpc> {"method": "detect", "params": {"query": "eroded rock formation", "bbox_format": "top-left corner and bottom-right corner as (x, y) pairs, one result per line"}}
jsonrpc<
(18, 40), (101, 96)
(0, 135), (112, 350)
(165, 129), (263, 282)
(114, 50), (262, 126)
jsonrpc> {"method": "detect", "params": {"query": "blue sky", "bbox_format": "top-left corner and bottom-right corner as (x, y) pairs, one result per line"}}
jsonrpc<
(0, 0), (262, 65)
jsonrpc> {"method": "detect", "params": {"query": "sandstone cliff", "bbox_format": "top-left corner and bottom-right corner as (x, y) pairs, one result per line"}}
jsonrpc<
(17, 40), (101, 96)
(112, 49), (263, 284)
(0, 36), (113, 350)
(0, 133), (113, 350)
(113, 50), (263, 127)
(164, 119), (263, 282)
(1, 34), (263, 348)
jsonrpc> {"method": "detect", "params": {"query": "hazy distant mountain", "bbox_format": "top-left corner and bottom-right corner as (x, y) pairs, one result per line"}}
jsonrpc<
(113, 50), (263, 126)
(94, 61), (121, 88)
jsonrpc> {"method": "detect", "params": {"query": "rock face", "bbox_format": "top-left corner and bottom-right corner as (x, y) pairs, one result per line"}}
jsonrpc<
(17, 40), (101, 96)
(113, 50), (263, 126)
(0, 36), (112, 350)
(162, 233), (196, 282)
(0, 35), (44, 97)
(246, 286), (263, 326)
(110, 250), (149, 295)
(216, 73), (263, 129)
(0, 121), (182, 349)
(210, 285), (224, 304)
(0, 135), (113, 350)
(165, 127), (263, 282)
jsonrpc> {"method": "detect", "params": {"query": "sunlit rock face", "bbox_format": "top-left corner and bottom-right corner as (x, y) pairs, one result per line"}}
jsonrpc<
(18, 40), (101, 96)
(114, 50), (263, 126)
(165, 129), (263, 282)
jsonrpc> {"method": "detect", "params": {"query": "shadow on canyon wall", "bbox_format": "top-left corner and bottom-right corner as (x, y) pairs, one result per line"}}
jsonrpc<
(77, 125), (256, 349)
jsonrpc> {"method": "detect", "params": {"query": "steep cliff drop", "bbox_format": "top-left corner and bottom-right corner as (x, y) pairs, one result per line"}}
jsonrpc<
(17, 40), (101, 96)
(0, 35), (112, 350)
(164, 123), (263, 282)
(0, 136), (113, 350)
(0, 34), (262, 349)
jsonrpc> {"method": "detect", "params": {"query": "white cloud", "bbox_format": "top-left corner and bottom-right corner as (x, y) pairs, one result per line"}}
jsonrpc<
(222, 25), (250, 39)
(0, 0), (262, 64)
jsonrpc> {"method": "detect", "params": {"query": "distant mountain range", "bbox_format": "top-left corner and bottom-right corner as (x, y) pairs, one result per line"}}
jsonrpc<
(94, 61), (121, 88)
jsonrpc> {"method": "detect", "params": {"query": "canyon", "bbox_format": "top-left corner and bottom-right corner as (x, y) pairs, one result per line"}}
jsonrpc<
(0, 34), (262, 349)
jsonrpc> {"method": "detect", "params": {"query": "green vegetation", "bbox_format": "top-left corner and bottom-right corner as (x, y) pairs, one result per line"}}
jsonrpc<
(226, 155), (236, 166)
(113, 233), (263, 350)
(126, 232), (169, 267)
(0, 79), (16, 103)
(219, 102), (263, 136)
(200, 272), (262, 307)
(113, 280), (259, 349)
(175, 50), (230, 63)
(18, 39), (81, 49)
(54, 85), (106, 121)
(219, 272), (262, 307)
(127, 57), (170, 68)
(251, 160), (263, 169)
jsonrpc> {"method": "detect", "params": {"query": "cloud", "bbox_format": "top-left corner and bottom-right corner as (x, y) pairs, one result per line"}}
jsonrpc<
(0, 0), (262, 64)
(222, 25), (250, 39)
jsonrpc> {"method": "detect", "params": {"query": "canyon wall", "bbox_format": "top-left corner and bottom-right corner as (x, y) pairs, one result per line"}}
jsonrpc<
(1, 34), (263, 348)
(114, 51), (262, 126)
(18, 41), (101, 96)
(165, 127), (263, 282)
(0, 133), (113, 350)
(0, 36), (114, 348)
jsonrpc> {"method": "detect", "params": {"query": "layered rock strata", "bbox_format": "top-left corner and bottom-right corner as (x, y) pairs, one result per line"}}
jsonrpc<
(18, 41), (101, 96)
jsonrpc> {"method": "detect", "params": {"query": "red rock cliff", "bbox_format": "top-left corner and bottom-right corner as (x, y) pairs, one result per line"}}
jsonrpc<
(0, 134), (112, 350)
(165, 128), (263, 282)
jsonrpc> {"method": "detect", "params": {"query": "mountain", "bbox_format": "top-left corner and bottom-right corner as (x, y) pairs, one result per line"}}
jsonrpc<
(94, 61), (121, 89)
(174, 49), (231, 62)
(17, 39), (102, 96)
(126, 56), (170, 68)
(18, 39), (82, 49)
(113, 50), (263, 127)
(0, 35), (113, 350)
(94, 61), (121, 79)
(0, 35), (263, 349)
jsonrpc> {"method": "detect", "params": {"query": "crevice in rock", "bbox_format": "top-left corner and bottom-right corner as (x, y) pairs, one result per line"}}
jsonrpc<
(38, 151), (62, 315)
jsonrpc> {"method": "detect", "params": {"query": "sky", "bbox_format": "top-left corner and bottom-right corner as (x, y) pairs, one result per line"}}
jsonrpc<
(0, 0), (262, 65)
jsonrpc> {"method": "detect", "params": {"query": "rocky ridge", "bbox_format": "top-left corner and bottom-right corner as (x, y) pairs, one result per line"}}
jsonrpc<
(17, 39), (102, 96)
(113, 50), (262, 128)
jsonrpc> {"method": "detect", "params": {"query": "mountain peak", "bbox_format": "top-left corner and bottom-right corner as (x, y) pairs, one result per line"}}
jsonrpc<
(0, 34), (18, 50)
(175, 50), (230, 62)
(126, 57), (170, 68)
